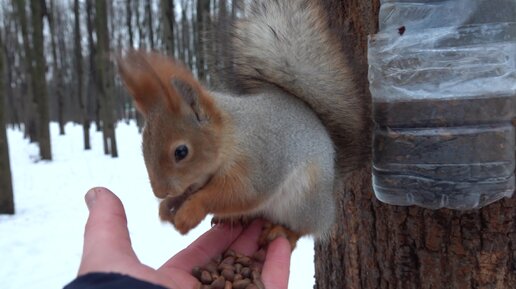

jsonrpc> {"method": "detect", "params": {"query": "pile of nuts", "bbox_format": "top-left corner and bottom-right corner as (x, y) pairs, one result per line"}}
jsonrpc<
(192, 248), (266, 289)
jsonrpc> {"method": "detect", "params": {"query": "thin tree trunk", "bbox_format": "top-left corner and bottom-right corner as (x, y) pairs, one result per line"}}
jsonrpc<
(126, 0), (134, 47)
(145, 0), (155, 49)
(314, 1), (516, 289)
(30, 0), (52, 160)
(14, 0), (37, 143)
(0, 33), (15, 215)
(134, 0), (145, 49)
(55, 8), (73, 123)
(161, 0), (175, 56)
(86, 0), (101, 132)
(231, 0), (237, 19)
(47, 0), (65, 136)
(94, 0), (118, 158)
(74, 0), (91, 150)
(177, 2), (185, 63)
(2, 15), (21, 129)
(196, 0), (210, 82)
(181, 0), (192, 69)
(213, 0), (228, 86)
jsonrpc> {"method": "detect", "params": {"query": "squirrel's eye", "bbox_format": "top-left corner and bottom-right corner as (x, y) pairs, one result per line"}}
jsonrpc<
(174, 145), (189, 162)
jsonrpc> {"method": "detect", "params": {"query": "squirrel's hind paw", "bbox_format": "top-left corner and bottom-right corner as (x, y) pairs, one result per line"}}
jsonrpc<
(259, 222), (301, 250)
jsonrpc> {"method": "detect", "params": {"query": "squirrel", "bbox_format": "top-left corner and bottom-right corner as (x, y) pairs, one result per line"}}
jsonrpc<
(117, 0), (365, 248)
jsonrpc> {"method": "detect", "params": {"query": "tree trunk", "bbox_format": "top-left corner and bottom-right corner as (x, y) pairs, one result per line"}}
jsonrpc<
(0, 33), (15, 215)
(231, 0), (237, 19)
(126, 0), (134, 47)
(181, 0), (192, 70)
(161, 0), (175, 56)
(314, 1), (516, 289)
(30, 0), (52, 160)
(134, 0), (145, 49)
(145, 0), (155, 50)
(94, 0), (118, 158)
(86, 0), (101, 132)
(2, 14), (22, 129)
(74, 0), (91, 150)
(47, 0), (66, 136)
(196, 0), (210, 81)
(14, 0), (37, 143)
(216, 0), (227, 70)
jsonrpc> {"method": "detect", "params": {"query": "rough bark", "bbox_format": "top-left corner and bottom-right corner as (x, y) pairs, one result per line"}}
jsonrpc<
(0, 33), (15, 215)
(30, 0), (52, 160)
(314, 1), (516, 289)
(94, 0), (118, 158)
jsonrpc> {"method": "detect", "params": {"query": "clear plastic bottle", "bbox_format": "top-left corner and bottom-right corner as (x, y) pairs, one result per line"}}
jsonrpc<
(368, 0), (516, 209)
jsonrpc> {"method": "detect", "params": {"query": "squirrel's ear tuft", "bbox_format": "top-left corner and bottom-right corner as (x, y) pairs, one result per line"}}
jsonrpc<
(171, 77), (205, 122)
(117, 51), (165, 117)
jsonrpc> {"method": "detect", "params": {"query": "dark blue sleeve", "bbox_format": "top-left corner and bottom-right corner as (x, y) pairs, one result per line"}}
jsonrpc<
(63, 272), (169, 289)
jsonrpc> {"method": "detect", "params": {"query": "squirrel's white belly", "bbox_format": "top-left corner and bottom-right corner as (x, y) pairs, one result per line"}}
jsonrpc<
(251, 162), (320, 234)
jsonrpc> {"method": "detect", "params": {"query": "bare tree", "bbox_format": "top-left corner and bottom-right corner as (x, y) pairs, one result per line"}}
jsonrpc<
(145, 0), (155, 49)
(86, 0), (101, 132)
(94, 0), (118, 157)
(74, 0), (91, 150)
(47, 0), (66, 135)
(30, 0), (52, 160)
(161, 0), (175, 56)
(2, 4), (22, 129)
(14, 0), (37, 143)
(134, 0), (145, 49)
(126, 0), (134, 48)
(196, 0), (210, 81)
(0, 32), (15, 215)
(180, 0), (193, 69)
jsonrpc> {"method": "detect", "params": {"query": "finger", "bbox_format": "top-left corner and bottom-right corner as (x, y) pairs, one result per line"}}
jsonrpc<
(78, 187), (138, 275)
(161, 222), (243, 271)
(262, 237), (292, 289)
(229, 219), (264, 256)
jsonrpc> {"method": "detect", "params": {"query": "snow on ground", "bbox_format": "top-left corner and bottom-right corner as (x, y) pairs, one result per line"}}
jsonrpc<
(0, 122), (315, 289)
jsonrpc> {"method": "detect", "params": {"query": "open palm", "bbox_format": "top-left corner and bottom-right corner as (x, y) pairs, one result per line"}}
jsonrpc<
(77, 187), (291, 289)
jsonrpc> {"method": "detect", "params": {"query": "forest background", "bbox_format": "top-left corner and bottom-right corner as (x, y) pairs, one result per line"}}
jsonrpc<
(0, 0), (243, 213)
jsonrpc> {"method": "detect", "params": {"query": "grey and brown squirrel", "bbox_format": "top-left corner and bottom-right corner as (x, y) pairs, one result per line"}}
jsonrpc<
(117, 0), (366, 248)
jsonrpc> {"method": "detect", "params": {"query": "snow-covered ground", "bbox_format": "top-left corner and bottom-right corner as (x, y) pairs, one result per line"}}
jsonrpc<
(0, 122), (315, 289)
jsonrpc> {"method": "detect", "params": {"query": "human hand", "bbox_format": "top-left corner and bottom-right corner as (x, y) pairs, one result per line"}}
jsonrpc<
(78, 187), (292, 289)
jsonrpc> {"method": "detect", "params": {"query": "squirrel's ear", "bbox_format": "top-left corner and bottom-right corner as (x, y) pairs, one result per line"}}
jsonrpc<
(171, 77), (205, 122)
(117, 52), (162, 117)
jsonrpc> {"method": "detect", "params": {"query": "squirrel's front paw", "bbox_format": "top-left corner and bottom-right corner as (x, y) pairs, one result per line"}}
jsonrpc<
(172, 200), (207, 234)
(159, 197), (179, 224)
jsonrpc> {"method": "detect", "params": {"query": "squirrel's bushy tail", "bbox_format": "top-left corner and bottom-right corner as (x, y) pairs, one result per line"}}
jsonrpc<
(224, 0), (367, 171)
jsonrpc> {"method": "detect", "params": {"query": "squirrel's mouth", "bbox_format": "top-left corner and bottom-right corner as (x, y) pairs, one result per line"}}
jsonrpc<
(166, 185), (198, 214)
(161, 176), (213, 216)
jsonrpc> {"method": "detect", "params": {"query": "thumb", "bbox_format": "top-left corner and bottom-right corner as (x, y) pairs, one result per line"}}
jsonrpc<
(78, 187), (139, 275)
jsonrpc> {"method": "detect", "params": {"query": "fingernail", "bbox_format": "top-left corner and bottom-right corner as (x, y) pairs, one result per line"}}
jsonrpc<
(85, 188), (99, 210)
